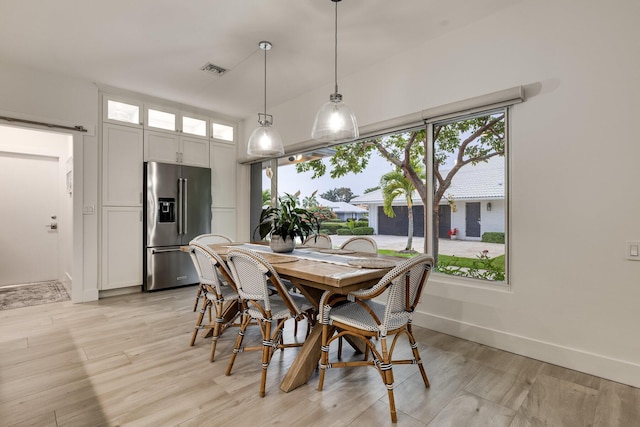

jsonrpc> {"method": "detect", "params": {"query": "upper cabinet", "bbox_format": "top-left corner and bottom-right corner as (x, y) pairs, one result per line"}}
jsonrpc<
(144, 106), (210, 167)
(102, 94), (236, 170)
(102, 123), (144, 206)
(103, 97), (143, 127)
(144, 130), (210, 167)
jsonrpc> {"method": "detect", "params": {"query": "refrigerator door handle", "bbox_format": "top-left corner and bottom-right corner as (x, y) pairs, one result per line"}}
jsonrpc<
(183, 178), (188, 234)
(177, 178), (183, 235)
(151, 247), (182, 254)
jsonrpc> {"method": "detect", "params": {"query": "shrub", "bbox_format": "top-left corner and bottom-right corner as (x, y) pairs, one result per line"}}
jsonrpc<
(321, 223), (346, 234)
(352, 227), (374, 235)
(319, 229), (331, 235)
(355, 221), (369, 228)
(336, 228), (352, 235)
(482, 232), (505, 243)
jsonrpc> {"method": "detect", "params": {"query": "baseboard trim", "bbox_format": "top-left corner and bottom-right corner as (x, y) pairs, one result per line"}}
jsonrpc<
(99, 286), (142, 299)
(413, 311), (640, 388)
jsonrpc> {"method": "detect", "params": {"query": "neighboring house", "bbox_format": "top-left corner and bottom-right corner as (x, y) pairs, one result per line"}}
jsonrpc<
(351, 157), (505, 240)
(316, 196), (368, 222)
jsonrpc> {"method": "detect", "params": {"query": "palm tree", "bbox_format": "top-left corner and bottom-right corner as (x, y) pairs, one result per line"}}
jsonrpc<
(380, 161), (425, 252)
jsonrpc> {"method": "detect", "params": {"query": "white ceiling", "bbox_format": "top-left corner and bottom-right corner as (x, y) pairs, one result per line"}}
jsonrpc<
(0, 0), (516, 120)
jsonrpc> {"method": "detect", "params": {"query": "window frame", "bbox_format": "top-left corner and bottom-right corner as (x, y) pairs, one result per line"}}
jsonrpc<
(426, 107), (510, 288)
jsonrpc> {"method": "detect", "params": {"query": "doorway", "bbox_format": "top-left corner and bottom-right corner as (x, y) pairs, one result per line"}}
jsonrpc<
(465, 202), (481, 238)
(0, 124), (73, 296)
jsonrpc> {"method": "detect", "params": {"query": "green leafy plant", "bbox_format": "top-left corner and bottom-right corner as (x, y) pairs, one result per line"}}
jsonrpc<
(436, 250), (505, 282)
(255, 193), (320, 242)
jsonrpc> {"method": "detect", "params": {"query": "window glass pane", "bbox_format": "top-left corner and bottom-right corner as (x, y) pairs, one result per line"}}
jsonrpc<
(212, 123), (234, 141)
(183, 116), (207, 136)
(432, 111), (506, 283)
(107, 100), (139, 124)
(148, 109), (176, 131)
(262, 131), (425, 256)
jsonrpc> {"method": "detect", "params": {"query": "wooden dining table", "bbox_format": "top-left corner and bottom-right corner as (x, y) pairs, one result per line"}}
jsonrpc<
(200, 242), (401, 393)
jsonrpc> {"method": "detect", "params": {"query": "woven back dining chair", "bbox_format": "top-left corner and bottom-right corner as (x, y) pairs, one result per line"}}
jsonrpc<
(190, 234), (233, 311)
(302, 233), (333, 249)
(339, 236), (378, 253)
(225, 248), (316, 397)
(188, 242), (240, 362)
(317, 254), (434, 423)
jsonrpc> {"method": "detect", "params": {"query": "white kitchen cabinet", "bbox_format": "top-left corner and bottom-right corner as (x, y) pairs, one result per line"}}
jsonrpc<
(210, 141), (236, 207)
(212, 208), (237, 241)
(101, 206), (142, 290)
(102, 123), (143, 206)
(102, 95), (143, 128)
(145, 130), (210, 167)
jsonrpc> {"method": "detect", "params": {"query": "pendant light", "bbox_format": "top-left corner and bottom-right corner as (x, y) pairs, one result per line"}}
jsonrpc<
(247, 41), (285, 157)
(311, 0), (359, 143)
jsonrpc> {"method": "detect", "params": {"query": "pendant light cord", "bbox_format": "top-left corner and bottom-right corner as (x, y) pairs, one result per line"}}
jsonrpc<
(264, 45), (267, 115)
(334, 0), (339, 95)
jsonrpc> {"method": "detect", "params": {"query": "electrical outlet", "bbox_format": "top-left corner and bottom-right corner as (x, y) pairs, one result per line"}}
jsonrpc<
(626, 241), (640, 261)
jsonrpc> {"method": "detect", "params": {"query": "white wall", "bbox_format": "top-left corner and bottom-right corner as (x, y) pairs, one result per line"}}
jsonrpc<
(239, 0), (640, 386)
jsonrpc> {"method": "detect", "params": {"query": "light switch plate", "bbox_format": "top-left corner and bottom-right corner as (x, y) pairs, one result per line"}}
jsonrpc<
(626, 241), (640, 261)
(83, 204), (95, 215)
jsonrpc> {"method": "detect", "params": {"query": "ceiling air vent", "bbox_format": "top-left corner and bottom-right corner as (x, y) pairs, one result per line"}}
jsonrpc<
(201, 63), (227, 76)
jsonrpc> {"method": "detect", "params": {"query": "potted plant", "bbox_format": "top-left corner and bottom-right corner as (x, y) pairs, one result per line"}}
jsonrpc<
(448, 228), (459, 240)
(255, 193), (320, 253)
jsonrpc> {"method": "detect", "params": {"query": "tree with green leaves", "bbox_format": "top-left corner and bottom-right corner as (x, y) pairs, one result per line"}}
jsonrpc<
(320, 187), (357, 203)
(262, 189), (271, 207)
(296, 112), (505, 252)
(380, 159), (425, 252)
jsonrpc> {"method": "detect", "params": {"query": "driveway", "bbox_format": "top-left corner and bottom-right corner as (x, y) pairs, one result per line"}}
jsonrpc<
(330, 235), (505, 258)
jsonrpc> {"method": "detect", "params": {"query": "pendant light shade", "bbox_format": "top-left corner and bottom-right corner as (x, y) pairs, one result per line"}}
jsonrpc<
(312, 0), (359, 143)
(247, 41), (285, 157)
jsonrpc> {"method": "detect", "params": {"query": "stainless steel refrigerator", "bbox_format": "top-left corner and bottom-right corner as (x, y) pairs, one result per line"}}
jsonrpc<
(143, 162), (211, 291)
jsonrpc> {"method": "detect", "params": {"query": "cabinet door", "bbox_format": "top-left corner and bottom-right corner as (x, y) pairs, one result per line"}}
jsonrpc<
(101, 207), (142, 290)
(212, 208), (237, 241)
(210, 141), (236, 207)
(181, 136), (210, 167)
(102, 123), (143, 206)
(145, 130), (180, 164)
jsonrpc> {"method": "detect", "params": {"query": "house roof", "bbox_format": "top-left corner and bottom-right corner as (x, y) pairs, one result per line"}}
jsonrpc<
(351, 157), (505, 205)
(316, 197), (368, 213)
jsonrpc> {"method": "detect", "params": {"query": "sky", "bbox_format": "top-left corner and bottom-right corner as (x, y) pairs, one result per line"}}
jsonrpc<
(262, 151), (395, 200)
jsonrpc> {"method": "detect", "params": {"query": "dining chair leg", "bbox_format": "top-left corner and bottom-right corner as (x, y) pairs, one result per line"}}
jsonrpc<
(380, 337), (398, 423)
(317, 324), (330, 391)
(407, 326), (430, 388)
(260, 319), (272, 397)
(190, 296), (210, 346)
(193, 284), (203, 312)
(226, 312), (250, 377)
(209, 304), (224, 362)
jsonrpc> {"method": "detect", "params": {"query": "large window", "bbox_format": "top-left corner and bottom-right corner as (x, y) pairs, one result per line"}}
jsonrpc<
(253, 109), (508, 285)
(429, 110), (507, 283)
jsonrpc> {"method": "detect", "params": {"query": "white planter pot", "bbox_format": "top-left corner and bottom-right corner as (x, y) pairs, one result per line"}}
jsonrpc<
(270, 235), (295, 253)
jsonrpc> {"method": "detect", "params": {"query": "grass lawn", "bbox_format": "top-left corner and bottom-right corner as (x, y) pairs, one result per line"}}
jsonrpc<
(379, 249), (505, 273)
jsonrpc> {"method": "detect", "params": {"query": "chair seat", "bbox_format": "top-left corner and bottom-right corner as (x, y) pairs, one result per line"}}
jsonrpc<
(204, 285), (238, 301)
(247, 292), (313, 321)
(329, 300), (410, 333)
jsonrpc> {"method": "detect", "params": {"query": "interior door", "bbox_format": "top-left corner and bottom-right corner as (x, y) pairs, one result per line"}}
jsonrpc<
(0, 151), (58, 286)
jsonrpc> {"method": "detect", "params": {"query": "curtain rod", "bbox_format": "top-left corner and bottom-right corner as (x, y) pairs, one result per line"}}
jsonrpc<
(0, 115), (88, 133)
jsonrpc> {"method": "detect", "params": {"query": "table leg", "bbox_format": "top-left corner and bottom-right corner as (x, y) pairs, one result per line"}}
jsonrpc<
(281, 322), (336, 392)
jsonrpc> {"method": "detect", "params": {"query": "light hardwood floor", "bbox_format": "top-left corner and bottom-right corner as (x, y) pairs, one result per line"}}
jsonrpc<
(1, 286), (638, 426)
